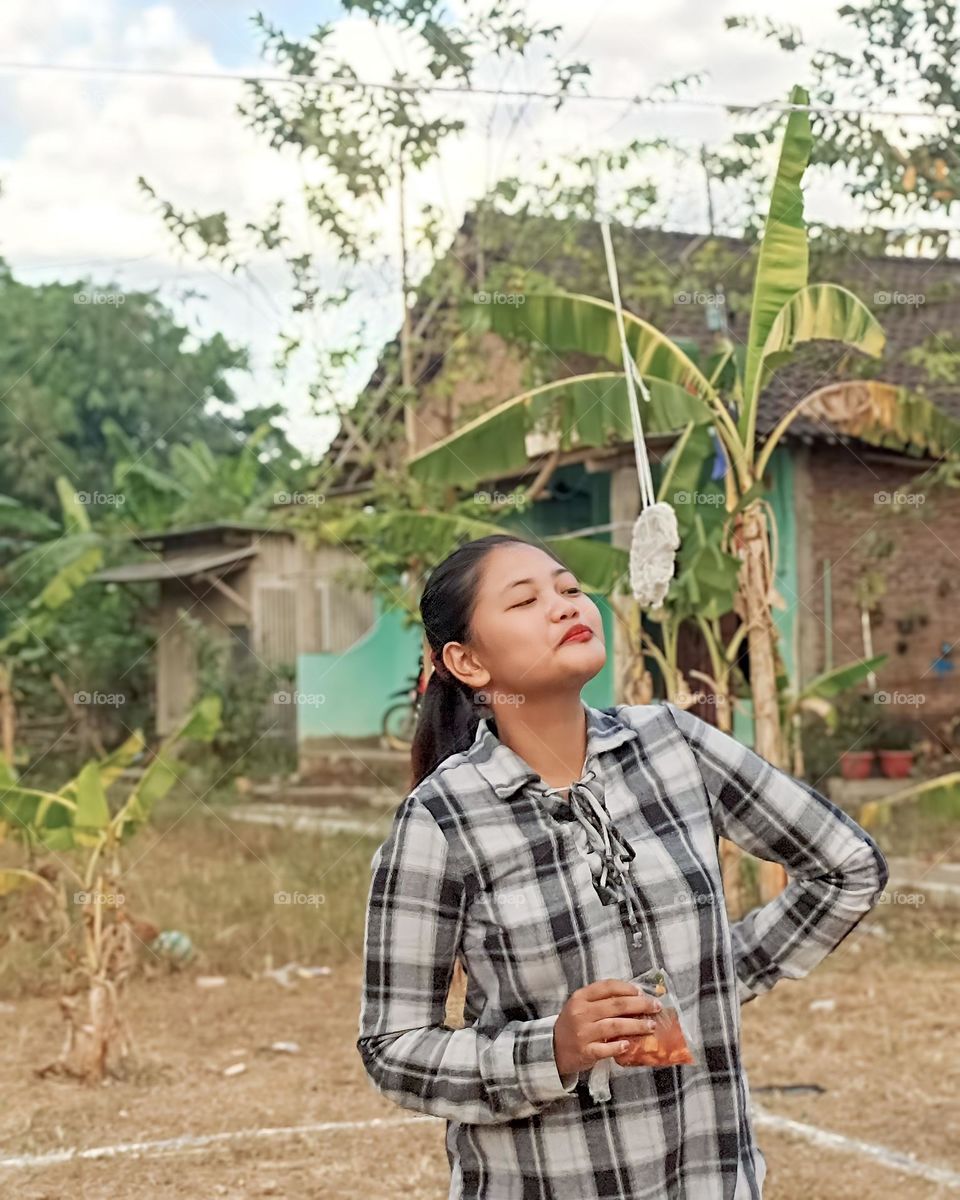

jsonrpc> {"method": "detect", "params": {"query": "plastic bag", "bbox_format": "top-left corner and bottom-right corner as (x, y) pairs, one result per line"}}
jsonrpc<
(587, 966), (696, 1103)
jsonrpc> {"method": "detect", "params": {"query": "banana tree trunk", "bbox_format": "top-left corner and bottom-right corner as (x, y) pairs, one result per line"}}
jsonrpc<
(0, 664), (15, 766)
(736, 502), (789, 903)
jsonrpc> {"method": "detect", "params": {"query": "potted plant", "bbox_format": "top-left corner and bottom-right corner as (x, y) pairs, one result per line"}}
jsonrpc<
(833, 694), (881, 780)
(875, 715), (917, 779)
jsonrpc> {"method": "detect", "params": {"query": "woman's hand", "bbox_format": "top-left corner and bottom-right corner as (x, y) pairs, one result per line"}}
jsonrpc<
(553, 978), (663, 1075)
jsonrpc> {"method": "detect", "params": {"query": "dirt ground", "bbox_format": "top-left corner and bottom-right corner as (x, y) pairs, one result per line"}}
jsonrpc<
(2, 900), (958, 1199)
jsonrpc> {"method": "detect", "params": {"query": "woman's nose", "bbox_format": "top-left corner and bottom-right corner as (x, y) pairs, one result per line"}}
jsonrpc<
(553, 597), (580, 620)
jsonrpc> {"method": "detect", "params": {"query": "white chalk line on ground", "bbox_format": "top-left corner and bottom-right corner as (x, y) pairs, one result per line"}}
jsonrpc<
(2, 1106), (959, 1189)
(0, 1115), (433, 1171)
(752, 1106), (960, 1190)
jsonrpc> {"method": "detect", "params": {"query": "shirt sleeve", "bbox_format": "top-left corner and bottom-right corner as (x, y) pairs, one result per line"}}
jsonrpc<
(356, 795), (580, 1126)
(661, 701), (889, 1004)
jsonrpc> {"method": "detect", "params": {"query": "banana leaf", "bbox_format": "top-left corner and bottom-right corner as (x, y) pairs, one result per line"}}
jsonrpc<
(119, 695), (221, 836)
(759, 284), (885, 395)
(760, 380), (960, 472)
(465, 292), (716, 403)
(796, 656), (888, 703)
(741, 84), (813, 445)
(408, 371), (713, 488)
(859, 771), (960, 831)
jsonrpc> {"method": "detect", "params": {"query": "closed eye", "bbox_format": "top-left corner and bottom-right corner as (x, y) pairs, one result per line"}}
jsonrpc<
(510, 586), (580, 609)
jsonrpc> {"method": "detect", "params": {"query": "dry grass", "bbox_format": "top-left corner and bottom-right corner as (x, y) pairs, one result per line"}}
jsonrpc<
(0, 786), (384, 1000)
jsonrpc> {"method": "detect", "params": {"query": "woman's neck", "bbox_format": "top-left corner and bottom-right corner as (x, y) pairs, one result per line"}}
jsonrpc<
(490, 694), (588, 790)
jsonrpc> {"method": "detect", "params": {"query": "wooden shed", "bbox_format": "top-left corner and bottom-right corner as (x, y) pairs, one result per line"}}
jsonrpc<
(92, 521), (375, 736)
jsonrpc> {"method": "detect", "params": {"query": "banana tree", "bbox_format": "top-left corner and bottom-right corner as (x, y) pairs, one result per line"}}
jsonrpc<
(408, 83), (960, 782)
(0, 696), (221, 1081)
(780, 654), (888, 777)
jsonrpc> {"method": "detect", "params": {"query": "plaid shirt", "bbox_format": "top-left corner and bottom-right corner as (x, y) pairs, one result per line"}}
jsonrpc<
(357, 701), (888, 1199)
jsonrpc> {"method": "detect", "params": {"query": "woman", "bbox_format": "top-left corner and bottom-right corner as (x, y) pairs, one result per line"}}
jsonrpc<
(357, 534), (888, 1199)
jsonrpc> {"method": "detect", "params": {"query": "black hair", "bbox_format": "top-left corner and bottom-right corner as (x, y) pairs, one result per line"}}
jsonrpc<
(410, 533), (568, 789)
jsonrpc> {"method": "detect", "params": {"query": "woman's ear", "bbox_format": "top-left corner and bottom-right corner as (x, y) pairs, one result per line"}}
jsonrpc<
(444, 643), (490, 691)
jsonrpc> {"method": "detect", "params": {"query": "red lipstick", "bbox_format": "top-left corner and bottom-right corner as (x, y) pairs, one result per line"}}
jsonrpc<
(558, 623), (593, 646)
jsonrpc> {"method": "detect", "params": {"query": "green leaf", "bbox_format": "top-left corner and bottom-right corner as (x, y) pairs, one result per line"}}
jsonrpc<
(35, 543), (104, 611)
(56, 476), (92, 535)
(409, 371), (712, 488)
(173, 693), (222, 744)
(760, 284), (885, 394)
(466, 292), (715, 403)
(73, 762), (111, 832)
(98, 730), (147, 792)
(0, 496), (60, 538)
(741, 84), (813, 445)
(796, 655), (888, 703)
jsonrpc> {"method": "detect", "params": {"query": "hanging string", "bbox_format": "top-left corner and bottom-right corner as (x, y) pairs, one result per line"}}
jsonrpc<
(596, 162), (657, 511)
(594, 156), (681, 609)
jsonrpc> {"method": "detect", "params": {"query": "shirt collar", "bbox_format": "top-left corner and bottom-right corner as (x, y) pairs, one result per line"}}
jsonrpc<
(467, 702), (639, 801)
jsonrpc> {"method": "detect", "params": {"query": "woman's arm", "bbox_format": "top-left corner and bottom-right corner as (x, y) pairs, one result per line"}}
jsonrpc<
(356, 795), (579, 1125)
(662, 702), (889, 1004)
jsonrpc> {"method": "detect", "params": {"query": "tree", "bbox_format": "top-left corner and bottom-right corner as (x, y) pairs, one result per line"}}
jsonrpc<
(0, 261), (299, 517)
(721, 3), (960, 246)
(137, 3), (606, 437)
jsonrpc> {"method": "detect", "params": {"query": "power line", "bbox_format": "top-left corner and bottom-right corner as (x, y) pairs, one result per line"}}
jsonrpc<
(0, 59), (957, 122)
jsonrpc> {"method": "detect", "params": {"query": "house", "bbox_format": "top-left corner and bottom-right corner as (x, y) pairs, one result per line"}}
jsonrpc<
(296, 211), (960, 763)
(92, 521), (373, 736)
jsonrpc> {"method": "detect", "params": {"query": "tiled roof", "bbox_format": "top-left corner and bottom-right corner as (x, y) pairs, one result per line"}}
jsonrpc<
(321, 217), (960, 487)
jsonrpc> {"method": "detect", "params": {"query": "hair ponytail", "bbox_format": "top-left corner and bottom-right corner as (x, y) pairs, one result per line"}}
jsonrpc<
(409, 660), (479, 790)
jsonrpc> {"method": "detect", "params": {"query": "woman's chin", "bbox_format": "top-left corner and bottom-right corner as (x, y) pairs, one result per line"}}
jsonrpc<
(555, 647), (607, 683)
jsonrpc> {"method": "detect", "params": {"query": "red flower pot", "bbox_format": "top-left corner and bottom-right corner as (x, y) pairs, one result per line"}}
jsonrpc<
(840, 750), (875, 780)
(878, 749), (914, 779)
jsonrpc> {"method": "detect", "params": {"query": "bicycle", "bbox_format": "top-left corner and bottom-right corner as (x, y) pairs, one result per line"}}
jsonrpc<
(381, 652), (427, 752)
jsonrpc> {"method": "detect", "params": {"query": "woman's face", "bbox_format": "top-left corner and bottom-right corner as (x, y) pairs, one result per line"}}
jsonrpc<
(444, 542), (606, 700)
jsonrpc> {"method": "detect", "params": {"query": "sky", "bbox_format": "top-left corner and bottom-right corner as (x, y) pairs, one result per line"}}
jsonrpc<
(0, 0), (861, 459)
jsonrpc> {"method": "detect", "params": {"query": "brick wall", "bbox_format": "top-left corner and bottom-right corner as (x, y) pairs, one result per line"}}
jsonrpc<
(794, 442), (960, 732)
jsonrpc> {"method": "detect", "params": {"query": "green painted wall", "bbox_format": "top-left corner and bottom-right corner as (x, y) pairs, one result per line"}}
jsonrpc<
(297, 597), (423, 741)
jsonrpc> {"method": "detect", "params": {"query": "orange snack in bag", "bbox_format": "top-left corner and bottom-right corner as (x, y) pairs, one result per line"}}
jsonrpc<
(617, 968), (695, 1067)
